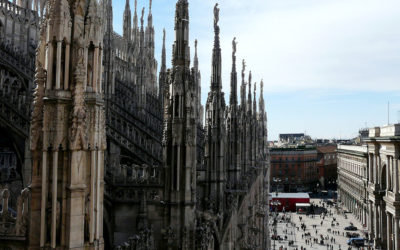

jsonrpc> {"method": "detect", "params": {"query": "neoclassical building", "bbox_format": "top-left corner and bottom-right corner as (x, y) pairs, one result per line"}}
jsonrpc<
(338, 124), (400, 250)
(0, 0), (270, 249)
(365, 125), (400, 250)
(337, 145), (368, 226)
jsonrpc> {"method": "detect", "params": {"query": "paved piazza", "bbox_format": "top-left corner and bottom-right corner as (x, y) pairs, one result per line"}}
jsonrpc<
(270, 199), (368, 250)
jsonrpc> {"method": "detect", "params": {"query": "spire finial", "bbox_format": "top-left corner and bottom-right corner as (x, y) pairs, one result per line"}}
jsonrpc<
(232, 37), (237, 58)
(163, 29), (166, 44)
(141, 7), (145, 27)
(230, 37), (238, 106)
(214, 3), (220, 28)
(194, 39), (199, 69)
(241, 59), (246, 81)
(135, 0), (137, 12)
(211, 3), (222, 91)
(261, 79), (264, 94)
(161, 28), (166, 72)
(248, 71), (252, 113)
(248, 71), (252, 90)
(149, 0), (152, 12)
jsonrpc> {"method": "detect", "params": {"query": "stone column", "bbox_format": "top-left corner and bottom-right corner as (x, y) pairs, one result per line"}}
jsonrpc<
(56, 41), (62, 89)
(395, 217), (400, 250)
(46, 42), (54, 90)
(387, 156), (391, 191)
(64, 43), (70, 90)
(51, 150), (58, 248)
(381, 206), (387, 247)
(369, 202), (374, 238)
(93, 47), (99, 92)
(369, 153), (373, 182)
(98, 48), (103, 92)
(374, 155), (378, 184)
(11, 3), (15, 45)
(387, 212), (393, 250)
(395, 159), (399, 194)
(374, 204), (379, 244)
(40, 151), (48, 247)
(89, 150), (96, 243)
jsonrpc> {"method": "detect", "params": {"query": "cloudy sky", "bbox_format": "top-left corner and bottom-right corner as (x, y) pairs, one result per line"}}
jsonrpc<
(112, 0), (400, 140)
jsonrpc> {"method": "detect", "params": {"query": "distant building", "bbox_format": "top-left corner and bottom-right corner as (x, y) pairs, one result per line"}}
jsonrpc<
(317, 145), (337, 189)
(279, 133), (305, 143)
(270, 147), (318, 192)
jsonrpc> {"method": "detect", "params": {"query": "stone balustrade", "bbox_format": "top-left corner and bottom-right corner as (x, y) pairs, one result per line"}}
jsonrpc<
(115, 227), (155, 250)
(112, 163), (162, 186)
(380, 124), (400, 137)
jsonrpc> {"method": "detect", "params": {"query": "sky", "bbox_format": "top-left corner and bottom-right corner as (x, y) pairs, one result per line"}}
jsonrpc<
(112, 0), (400, 141)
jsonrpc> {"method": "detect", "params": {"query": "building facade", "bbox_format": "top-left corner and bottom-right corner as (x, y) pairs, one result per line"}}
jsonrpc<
(317, 145), (337, 190)
(365, 125), (400, 250)
(0, 0), (270, 249)
(270, 147), (318, 192)
(337, 145), (368, 226)
(337, 124), (400, 250)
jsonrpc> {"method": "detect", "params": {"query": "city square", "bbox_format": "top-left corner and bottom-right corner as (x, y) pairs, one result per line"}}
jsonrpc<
(270, 199), (368, 250)
(0, 0), (399, 249)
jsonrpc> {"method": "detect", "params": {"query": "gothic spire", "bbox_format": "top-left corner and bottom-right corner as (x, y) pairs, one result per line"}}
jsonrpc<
(123, 0), (132, 39)
(240, 59), (246, 108)
(147, 0), (153, 26)
(211, 3), (222, 91)
(140, 7), (145, 30)
(133, 0), (138, 28)
(172, 0), (190, 67)
(194, 39), (199, 70)
(253, 81), (257, 115)
(259, 79), (265, 112)
(161, 29), (166, 73)
(159, 29), (167, 104)
(230, 37), (238, 106)
(248, 71), (252, 114)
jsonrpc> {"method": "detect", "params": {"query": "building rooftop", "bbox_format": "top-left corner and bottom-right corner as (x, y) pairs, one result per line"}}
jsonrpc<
(317, 145), (337, 154)
(369, 124), (400, 138)
(270, 193), (310, 199)
(337, 145), (368, 153)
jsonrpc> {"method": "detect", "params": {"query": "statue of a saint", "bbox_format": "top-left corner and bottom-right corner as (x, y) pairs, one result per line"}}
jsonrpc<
(141, 7), (145, 27)
(232, 37), (237, 56)
(214, 3), (219, 27)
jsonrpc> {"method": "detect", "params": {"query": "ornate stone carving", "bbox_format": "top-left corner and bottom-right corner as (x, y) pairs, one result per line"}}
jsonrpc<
(69, 61), (88, 150)
(161, 226), (176, 248)
(15, 188), (29, 236)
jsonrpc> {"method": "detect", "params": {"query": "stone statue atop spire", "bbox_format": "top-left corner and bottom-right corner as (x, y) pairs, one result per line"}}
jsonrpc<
(230, 37), (238, 106)
(194, 39), (199, 69)
(232, 37), (237, 57)
(141, 7), (145, 28)
(214, 3), (220, 29)
(242, 59), (246, 83)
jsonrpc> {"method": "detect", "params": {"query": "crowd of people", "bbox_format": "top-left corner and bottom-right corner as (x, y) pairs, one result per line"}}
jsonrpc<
(270, 199), (371, 250)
